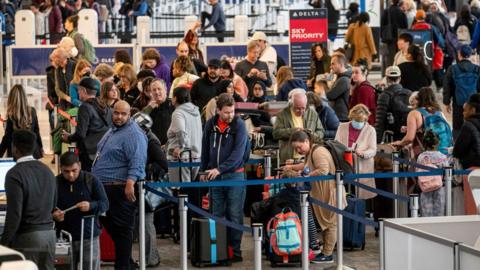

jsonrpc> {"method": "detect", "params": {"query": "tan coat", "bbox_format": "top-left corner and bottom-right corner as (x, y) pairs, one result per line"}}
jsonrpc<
(306, 145), (346, 230)
(345, 22), (377, 67)
(335, 122), (377, 199)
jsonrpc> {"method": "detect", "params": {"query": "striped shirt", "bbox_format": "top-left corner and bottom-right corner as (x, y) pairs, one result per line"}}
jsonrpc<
(92, 119), (148, 183)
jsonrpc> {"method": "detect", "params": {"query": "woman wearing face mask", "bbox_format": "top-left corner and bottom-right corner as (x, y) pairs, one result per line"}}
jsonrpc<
(349, 58), (376, 125)
(69, 59), (100, 107)
(64, 15), (85, 60)
(335, 104), (377, 199)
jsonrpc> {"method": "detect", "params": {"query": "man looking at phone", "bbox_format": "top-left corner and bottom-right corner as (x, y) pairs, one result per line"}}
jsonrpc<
(235, 40), (272, 97)
(200, 93), (249, 263)
(53, 152), (109, 270)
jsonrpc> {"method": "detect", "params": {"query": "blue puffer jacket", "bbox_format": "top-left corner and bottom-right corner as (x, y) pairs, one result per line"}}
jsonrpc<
(276, 79), (308, 101)
(201, 115), (248, 174)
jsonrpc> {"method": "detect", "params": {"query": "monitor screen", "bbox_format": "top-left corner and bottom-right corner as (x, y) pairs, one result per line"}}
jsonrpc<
(0, 159), (15, 192)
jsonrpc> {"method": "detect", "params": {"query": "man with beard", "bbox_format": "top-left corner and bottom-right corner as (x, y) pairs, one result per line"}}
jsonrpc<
(92, 100), (147, 270)
(200, 93), (249, 262)
(191, 58), (223, 118)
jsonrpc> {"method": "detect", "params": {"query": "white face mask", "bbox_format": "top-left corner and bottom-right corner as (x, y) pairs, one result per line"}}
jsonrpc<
(137, 82), (143, 91)
(70, 47), (78, 57)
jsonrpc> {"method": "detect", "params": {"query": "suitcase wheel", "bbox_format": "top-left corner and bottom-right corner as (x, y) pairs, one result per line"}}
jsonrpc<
(220, 260), (231, 266)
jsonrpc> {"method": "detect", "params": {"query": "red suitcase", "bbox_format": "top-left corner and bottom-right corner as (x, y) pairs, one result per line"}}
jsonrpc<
(100, 228), (116, 262)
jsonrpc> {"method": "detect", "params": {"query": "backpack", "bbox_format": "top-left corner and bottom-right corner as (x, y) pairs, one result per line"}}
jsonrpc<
(416, 156), (443, 192)
(267, 208), (303, 261)
(385, 87), (412, 136)
(452, 64), (480, 107)
(320, 141), (354, 174)
(456, 25), (472, 44)
(73, 32), (97, 64)
(418, 108), (453, 155)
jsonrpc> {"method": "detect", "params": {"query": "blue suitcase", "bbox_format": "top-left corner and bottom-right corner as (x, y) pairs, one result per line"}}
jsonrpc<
(343, 196), (366, 250)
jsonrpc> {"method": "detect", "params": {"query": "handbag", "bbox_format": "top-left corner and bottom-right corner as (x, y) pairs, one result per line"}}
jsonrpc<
(145, 179), (172, 212)
(344, 43), (355, 62)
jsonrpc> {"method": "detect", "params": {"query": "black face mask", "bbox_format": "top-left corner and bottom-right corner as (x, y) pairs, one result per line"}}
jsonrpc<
(83, 71), (91, 77)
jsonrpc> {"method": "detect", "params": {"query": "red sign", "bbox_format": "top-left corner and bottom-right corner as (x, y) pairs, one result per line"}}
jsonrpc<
(289, 18), (328, 43)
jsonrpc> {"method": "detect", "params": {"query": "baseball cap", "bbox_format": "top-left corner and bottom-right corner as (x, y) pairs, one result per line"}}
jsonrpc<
(385, 66), (401, 77)
(458, 44), (473, 58)
(251, 31), (267, 41)
(208, 59), (221, 68)
(79, 77), (99, 92)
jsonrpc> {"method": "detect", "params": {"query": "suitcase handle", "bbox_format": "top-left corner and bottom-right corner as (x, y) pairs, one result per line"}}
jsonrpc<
(80, 215), (96, 270)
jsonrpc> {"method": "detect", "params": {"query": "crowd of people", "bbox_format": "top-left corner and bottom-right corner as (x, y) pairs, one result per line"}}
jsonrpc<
(1, 0), (480, 269)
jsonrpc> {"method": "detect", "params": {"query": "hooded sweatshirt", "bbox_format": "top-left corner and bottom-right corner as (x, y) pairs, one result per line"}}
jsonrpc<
(153, 55), (172, 90)
(167, 102), (203, 161)
(327, 68), (352, 122)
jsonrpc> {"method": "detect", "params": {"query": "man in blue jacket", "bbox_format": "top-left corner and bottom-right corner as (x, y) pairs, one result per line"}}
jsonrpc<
(200, 0), (226, 42)
(200, 93), (249, 262)
(53, 152), (109, 270)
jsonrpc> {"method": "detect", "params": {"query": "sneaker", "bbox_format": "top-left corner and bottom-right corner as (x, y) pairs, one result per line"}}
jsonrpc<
(311, 253), (334, 264)
(311, 244), (322, 255)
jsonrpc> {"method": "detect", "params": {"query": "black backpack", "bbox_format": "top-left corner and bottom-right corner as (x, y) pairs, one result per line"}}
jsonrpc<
(385, 87), (412, 135)
(313, 141), (354, 174)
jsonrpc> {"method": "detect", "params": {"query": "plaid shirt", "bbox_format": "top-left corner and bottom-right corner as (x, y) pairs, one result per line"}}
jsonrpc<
(92, 119), (147, 182)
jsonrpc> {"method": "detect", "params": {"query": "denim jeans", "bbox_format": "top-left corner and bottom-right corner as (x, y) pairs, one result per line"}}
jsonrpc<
(210, 172), (246, 256)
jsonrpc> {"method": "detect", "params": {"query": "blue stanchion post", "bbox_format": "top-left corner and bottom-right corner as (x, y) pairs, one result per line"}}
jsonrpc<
(392, 152), (400, 218)
(252, 223), (262, 270)
(444, 166), (453, 216)
(179, 194), (188, 270)
(300, 190), (309, 270)
(409, 194), (419, 218)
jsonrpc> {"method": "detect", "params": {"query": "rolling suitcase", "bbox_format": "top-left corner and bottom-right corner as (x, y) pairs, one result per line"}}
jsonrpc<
(343, 196), (366, 250)
(190, 218), (230, 267)
(80, 215), (96, 270)
(54, 230), (74, 270)
(100, 227), (116, 262)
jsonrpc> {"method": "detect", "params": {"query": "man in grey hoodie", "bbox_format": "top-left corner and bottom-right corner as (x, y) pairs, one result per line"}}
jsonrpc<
(327, 54), (352, 122)
(167, 87), (203, 183)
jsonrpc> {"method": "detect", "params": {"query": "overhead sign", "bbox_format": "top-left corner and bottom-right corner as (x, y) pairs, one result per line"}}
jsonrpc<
(289, 9), (328, 80)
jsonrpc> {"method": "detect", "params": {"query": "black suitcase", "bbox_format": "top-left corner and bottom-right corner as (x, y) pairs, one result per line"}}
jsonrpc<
(190, 218), (230, 267)
(343, 196), (366, 250)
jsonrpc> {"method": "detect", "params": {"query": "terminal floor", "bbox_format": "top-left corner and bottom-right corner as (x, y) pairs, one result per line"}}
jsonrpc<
(101, 223), (380, 270)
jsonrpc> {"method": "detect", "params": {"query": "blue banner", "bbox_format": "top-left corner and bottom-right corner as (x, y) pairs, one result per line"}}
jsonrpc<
(205, 43), (290, 65)
(11, 46), (134, 76)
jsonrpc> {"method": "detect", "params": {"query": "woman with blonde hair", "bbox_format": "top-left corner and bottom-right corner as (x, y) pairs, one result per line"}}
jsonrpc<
(69, 59), (100, 107)
(335, 104), (377, 199)
(0, 85), (43, 159)
(275, 66), (307, 101)
(118, 63), (140, 105)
